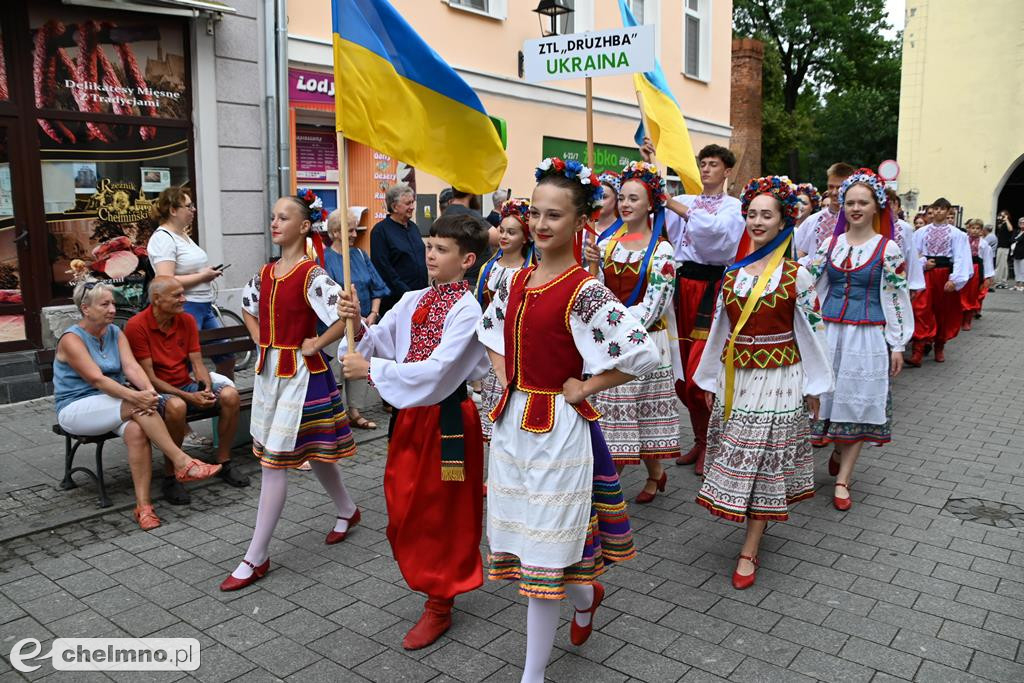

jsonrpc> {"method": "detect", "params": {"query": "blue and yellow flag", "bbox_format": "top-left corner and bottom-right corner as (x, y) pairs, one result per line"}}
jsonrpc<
(332, 0), (507, 194)
(618, 0), (702, 195)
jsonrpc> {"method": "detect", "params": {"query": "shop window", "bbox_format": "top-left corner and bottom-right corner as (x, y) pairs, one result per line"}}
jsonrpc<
(0, 127), (23, 342)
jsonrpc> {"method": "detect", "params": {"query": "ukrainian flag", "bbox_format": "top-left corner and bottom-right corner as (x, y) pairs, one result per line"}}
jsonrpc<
(332, 0), (507, 194)
(618, 0), (702, 195)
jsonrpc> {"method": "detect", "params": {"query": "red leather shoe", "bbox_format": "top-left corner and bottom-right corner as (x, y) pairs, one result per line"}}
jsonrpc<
(675, 444), (700, 466)
(907, 342), (923, 367)
(570, 581), (605, 646)
(220, 558), (270, 591)
(731, 554), (759, 590)
(326, 508), (361, 545)
(828, 450), (840, 477)
(635, 471), (667, 504)
(934, 344), (945, 363)
(833, 482), (852, 511)
(694, 446), (707, 477)
(403, 598), (453, 650)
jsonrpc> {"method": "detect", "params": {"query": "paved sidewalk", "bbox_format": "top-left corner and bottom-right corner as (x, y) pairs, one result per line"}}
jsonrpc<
(2, 292), (1024, 681)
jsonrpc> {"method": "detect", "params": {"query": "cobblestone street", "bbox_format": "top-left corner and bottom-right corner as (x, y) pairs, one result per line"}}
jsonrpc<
(2, 291), (1024, 682)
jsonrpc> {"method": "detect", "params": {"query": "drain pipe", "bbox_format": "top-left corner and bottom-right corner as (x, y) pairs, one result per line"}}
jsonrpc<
(263, 0), (291, 260)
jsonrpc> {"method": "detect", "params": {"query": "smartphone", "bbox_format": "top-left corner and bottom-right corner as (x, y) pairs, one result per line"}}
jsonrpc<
(213, 264), (231, 271)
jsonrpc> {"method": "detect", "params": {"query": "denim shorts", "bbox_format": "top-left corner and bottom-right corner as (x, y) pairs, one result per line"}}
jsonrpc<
(160, 372), (235, 417)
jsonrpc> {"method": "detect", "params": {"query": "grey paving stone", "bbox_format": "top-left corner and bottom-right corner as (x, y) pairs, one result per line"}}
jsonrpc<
(264, 607), (338, 645)
(108, 601), (180, 637)
(445, 611), (508, 650)
(657, 606), (735, 645)
(949, 537), (1012, 563)
(677, 669), (729, 683)
(603, 587), (675, 622)
(0, 574), (60, 602)
(603, 642), (688, 682)
(287, 657), (371, 682)
(353, 649), (441, 683)
(982, 610), (1024, 640)
(705, 598), (780, 633)
(970, 653), (1024, 681)
(756, 590), (833, 626)
(662, 633), (745, 678)
(816, 535), (879, 562)
(308, 626), (386, 667)
(190, 643), (257, 683)
(914, 661), (988, 683)
(421, 641), (505, 682)
(837, 636), (921, 679)
(19, 589), (89, 624)
(912, 593), (988, 628)
(32, 554), (93, 580)
(788, 648), (873, 683)
(327, 599), (402, 637)
(288, 583), (357, 617)
(890, 568), (959, 600)
(223, 589), (297, 624)
(207, 614), (279, 652)
(246, 637), (322, 677)
(46, 608), (119, 638)
(822, 609), (897, 646)
(956, 584), (1023, 619)
(343, 576), (417, 609)
(866, 602), (944, 637)
(170, 596), (240, 630)
(728, 656), (816, 683)
(805, 584), (876, 616)
(932, 564), (999, 592)
(719, 626), (800, 668)
(937, 620), (1019, 660)
(53, 568), (119, 598)
(891, 628), (973, 670)
(601, 613), (681, 652)
(770, 616), (849, 655)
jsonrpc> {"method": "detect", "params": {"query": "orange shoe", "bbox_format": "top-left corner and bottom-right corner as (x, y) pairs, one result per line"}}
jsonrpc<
(731, 554), (758, 590)
(403, 598), (453, 650)
(569, 581), (605, 646)
(833, 482), (852, 511)
(635, 471), (667, 504)
(325, 508), (361, 545)
(219, 558), (270, 591)
(175, 458), (222, 483)
(133, 504), (161, 531)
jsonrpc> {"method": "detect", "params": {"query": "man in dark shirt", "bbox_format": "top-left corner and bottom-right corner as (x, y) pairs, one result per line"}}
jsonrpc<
(371, 183), (428, 314)
(995, 210), (1014, 287)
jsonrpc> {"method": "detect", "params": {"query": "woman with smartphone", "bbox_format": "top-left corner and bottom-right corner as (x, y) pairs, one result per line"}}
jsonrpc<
(148, 187), (235, 394)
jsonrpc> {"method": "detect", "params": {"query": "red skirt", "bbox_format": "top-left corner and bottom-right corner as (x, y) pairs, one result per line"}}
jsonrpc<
(385, 399), (484, 599)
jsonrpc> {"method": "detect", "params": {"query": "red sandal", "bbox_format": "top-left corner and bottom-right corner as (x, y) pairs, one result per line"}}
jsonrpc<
(732, 554), (759, 590)
(569, 581), (605, 646)
(833, 482), (852, 511)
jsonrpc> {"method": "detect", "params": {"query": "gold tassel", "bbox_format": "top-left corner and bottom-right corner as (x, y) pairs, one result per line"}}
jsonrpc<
(440, 465), (465, 482)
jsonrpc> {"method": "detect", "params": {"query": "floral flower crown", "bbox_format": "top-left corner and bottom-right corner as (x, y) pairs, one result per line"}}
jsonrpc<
(838, 169), (887, 209)
(619, 160), (668, 213)
(795, 182), (822, 212)
(296, 187), (329, 231)
(597, 170), (622, 194)
(740, 175), (801, 230)
(535, 157), (604, 217)
(499, 198), (532, 238)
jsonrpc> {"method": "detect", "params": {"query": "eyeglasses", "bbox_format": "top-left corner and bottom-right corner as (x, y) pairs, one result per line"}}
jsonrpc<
(177, 204), (196, 211)
(82, 281), (98, 291)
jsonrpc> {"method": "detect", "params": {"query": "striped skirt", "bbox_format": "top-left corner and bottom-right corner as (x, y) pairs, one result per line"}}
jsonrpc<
(697, 363), (815, 522)
(253, 369), (356, 468)
(488, 421), (636, 599)
(592, 364), (680, 465)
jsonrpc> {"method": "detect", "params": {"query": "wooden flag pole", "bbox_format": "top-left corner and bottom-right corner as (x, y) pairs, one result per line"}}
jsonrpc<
(586, 76), (598, 276)
(635, 88), (653, 162)
(335, 131), (356, 350)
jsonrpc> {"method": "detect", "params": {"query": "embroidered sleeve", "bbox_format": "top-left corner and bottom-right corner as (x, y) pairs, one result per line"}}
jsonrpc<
(880, 240), (913, 352)
(804, 237), (831, 283)
(307, 268), (343, 327)
(241, 273), (260, 317)
(478, 269), (510, 354)
(793, 265), (835, 397)
(629, 241), (676, 329)
(570, 280), (660, 377)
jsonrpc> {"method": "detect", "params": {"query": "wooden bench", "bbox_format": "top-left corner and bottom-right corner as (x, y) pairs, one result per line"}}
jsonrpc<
(35, 324), (256, 508)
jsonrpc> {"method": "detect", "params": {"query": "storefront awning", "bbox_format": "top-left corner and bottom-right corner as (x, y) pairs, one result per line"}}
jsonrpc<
(61, 0), (238, 16)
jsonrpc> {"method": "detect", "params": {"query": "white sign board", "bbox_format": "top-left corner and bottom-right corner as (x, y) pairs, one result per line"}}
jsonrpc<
(522, 25), (656, 84)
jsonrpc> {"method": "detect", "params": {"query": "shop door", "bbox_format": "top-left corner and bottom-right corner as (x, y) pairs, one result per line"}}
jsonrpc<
(0, 118), (38, 347)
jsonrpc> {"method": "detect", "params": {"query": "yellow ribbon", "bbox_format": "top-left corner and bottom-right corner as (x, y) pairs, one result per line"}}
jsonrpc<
(722, 235), (792, 421)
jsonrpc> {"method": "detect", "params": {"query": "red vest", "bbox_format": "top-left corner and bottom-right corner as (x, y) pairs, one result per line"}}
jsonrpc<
(255, 259), (329, 378)
(489, 265), (600, 433)
(601, 237), (667, 331)
(720, 259), (801, 369)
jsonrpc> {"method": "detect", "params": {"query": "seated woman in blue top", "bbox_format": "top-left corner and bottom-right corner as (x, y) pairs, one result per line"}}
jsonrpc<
(54, 281), (223, 531)
(324, 208), (389, 429)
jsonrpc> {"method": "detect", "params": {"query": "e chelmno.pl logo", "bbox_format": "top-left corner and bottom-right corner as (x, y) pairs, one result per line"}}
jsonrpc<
(9, 638), (200, 673)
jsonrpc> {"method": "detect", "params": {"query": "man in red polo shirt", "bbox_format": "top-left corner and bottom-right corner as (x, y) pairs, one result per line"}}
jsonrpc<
(125, 276), (248, 505)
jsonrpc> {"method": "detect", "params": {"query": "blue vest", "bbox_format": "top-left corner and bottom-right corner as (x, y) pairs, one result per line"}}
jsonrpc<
(821, 237), (888, 325)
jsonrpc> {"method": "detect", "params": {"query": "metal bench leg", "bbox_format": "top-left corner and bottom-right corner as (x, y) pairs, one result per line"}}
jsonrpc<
(94, 441), (112, 508)
(60, 435), (78, 490)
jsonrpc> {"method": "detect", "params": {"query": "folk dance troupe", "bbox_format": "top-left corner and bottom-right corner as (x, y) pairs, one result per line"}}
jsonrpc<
(190, 137), (1003, 680)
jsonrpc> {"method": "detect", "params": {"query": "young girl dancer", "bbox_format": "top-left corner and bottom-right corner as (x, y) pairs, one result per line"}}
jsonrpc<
(478, 157), (660, 683)
(221, 193), (358, 591)
(594, 170), (622, 240)
(807, 170), (913, 511)
(585, 161), (680, 503)
(474, 199), (534, 440)
(795, 182), (821, 229)
(695, 176), (832, 589)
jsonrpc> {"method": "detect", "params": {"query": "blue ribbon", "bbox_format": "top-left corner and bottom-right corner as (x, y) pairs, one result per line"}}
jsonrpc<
(474, 250), (502, 304)
(726, 226), (795, 273)
(597, 218), (624, 243)
(619, 211), (665, 307)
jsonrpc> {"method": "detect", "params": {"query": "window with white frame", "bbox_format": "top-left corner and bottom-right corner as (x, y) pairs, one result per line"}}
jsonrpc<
(560, 0), (576, 34)
(627, 0), (661, 56)
(628, 0), (646, 23)
(683, 0), (712, 81)
(447, 0), (507, 20)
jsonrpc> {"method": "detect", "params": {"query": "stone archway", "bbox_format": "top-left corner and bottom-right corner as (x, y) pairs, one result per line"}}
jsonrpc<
(996, 153), (1024, 225)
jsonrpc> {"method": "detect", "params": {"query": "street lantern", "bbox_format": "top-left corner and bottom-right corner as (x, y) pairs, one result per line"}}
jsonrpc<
(533, 0), (573, 37)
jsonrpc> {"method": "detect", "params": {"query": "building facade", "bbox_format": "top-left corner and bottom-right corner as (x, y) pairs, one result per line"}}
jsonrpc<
(285, 0), (734, 235)
(897, 0), (1024, 222)
(0, 0), (269, 356)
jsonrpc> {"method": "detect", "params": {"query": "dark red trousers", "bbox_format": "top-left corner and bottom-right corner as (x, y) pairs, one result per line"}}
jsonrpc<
(675, 275), (719, 448)
(385, 399), (483, 600)
(912, 267), (963, 344)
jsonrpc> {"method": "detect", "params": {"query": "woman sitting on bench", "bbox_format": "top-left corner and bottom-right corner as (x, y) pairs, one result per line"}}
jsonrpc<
(54, 281), (223, 531)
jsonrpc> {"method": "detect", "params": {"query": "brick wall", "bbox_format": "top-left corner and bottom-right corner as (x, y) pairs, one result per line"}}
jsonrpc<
(729, 38), (764, 196)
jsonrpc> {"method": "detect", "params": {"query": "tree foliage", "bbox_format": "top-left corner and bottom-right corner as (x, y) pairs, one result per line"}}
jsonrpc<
(734, 0), (901, 185)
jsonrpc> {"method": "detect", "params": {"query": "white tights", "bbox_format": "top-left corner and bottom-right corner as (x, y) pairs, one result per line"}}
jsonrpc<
(521, 584), (595, 683)
(231, 462), (356, 579)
